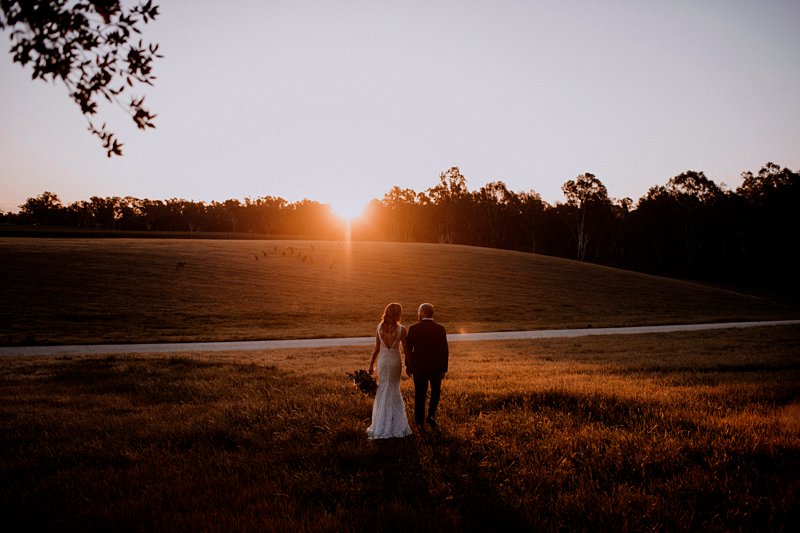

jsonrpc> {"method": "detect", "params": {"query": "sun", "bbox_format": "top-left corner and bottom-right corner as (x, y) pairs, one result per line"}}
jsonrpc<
(330, 197), (367, 221)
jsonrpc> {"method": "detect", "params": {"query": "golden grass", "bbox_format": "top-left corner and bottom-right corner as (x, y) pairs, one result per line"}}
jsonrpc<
(1, 238), (794, 345)
(1, 325), (798, 531)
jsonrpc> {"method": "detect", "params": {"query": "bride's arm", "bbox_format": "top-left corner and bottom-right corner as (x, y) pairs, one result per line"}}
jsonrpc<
(400, 327), (410, 372)
(368, 334), (380, 374)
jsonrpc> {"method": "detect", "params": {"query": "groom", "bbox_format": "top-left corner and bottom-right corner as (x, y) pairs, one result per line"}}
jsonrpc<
(405, 303), (449, 427)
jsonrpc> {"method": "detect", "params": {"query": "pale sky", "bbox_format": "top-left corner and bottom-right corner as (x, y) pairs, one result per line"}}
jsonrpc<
(1, 0), (799, 217)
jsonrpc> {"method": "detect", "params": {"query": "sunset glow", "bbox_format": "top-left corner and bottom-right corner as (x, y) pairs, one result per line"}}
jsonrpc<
(330, 199), (367, 222)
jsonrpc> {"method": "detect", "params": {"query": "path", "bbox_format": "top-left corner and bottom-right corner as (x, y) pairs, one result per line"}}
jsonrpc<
(1, 320), (798, 357)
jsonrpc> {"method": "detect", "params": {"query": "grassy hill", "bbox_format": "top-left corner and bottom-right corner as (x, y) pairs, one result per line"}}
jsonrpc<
(1, 237), (795, 345)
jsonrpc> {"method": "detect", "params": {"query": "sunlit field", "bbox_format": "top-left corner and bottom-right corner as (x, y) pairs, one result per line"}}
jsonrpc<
(1, 237), (794, 346)
(1, 326), (798, 531)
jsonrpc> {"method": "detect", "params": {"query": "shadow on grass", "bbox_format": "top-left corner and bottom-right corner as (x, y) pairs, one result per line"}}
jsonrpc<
(415, 427), (532, 532)
(300, 428), (531, 531)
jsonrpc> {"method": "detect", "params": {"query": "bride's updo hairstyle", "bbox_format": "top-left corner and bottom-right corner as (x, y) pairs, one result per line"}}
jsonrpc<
(380, 302), (402, 334)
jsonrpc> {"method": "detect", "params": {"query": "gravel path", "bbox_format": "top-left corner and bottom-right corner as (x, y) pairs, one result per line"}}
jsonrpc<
(2, 320), (798, 357)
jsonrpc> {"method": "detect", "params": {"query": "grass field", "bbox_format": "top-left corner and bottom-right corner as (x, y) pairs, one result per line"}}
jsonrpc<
(1, 325), (798, 531)
(1, 238), (795, 346)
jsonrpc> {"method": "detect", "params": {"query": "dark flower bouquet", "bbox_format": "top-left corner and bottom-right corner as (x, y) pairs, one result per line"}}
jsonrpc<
(347, 369), (377, 397)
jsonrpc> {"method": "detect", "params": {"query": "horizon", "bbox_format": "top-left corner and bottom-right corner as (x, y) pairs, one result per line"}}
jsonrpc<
(2, 158), (795, 219)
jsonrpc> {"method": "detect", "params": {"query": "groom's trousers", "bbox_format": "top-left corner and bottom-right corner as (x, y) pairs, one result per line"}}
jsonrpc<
(413, 373), (442, 424)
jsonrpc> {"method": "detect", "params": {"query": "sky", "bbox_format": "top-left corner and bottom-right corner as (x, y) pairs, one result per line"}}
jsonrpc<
(1, 0), (799, 217)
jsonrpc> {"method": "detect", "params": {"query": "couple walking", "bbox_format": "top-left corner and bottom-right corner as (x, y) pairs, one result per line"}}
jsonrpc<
(367, 302), (449, 439)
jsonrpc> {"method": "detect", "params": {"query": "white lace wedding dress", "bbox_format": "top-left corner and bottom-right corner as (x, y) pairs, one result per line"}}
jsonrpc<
(367, 325), (412, 439)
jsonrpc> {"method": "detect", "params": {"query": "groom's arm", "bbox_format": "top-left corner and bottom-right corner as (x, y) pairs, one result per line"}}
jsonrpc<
(439, 325), (449, 375)
(404, 327), (415, 376)
(401, 328), (410, 365)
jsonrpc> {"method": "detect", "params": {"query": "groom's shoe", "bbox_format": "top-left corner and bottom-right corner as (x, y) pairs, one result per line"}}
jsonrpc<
(425, 417), (437, 428)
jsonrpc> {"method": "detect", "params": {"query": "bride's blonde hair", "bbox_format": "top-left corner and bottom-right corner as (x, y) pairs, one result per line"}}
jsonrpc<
(380, 303), (402, 334)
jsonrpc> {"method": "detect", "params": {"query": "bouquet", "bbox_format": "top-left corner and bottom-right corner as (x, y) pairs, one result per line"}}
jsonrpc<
(347, 369), (377, 397)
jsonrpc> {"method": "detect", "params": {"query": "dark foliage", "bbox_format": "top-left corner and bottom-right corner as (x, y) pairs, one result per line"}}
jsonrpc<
(0, 0), (161, 155)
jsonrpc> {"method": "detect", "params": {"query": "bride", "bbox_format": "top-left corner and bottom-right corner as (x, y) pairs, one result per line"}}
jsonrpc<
(366, 303), (412, 439)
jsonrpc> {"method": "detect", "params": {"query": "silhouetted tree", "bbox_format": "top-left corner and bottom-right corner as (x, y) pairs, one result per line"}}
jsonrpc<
(473, 181), (516, 247)
(381, 186), (420, 242)
(244, 196), (286, 235)
(604, 197), (633, 264)
(222, 199), (242, 233)
(281, 199), (339, 239)
(515, 190), (548, 253)
(738, 162), (799, 205)
(630, 170), (730, 277)
(86, 195), (120, 229)
(138, 199), (166, 231)
(18, 191), (64, 225)
(0, 0), (161, 156)
(736, 163), (800, 285)
(117, 196), (146, 230)
(666, 170), (725, 272)
(561, 173), (612, 261)
(427, 167), (470, 244)
(184, 200), (203, 231)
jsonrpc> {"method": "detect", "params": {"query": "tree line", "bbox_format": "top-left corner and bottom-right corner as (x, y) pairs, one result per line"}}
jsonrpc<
(4, 194), (341, 239)
(3, 161), (798, 291)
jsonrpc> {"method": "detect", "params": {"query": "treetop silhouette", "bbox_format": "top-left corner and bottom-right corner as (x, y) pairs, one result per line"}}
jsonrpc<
(0, 0), (161, 156)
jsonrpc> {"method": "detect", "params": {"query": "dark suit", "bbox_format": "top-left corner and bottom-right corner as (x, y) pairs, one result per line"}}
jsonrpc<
(405, 318), (449, 424)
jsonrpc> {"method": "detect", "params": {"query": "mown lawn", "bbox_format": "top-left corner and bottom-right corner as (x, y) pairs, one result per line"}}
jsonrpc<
(2, 325), (798, 531)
